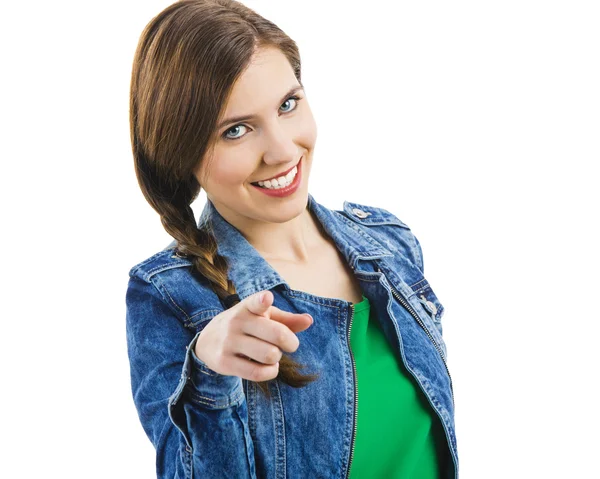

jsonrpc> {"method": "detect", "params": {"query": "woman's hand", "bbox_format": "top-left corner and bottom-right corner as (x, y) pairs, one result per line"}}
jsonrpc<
(194, 290), (313, 381)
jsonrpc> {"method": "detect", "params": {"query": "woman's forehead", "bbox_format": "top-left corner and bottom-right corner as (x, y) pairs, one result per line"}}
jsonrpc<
(221, 48), (298, 117)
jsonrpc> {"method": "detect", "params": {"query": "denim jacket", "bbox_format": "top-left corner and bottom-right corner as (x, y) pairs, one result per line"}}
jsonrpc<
(125, 193), (458, 478)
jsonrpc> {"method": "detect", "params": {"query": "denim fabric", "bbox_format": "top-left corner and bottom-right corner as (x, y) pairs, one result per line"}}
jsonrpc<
(125, 193), (458, 478)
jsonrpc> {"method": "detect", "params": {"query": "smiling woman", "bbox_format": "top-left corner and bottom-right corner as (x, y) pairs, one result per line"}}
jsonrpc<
(126, 1), (457, 478)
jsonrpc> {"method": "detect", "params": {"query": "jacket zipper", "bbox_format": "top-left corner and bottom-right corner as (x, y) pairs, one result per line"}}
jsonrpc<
(345, 303), (358, 479)
(377, 268), (455, 406)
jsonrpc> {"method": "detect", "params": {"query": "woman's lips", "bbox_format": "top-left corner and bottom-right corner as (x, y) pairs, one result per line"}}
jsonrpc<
(250, 157), (302, 197)
(251, 160), (301, 185)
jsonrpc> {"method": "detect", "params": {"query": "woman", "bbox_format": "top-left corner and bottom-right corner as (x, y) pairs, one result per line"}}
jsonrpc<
(126, 1), (458, 477)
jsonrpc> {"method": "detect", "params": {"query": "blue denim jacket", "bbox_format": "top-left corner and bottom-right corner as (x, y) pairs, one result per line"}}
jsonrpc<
(126, 193), (458, 478)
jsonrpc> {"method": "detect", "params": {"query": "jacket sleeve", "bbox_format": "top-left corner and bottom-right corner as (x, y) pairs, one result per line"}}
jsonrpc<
(125, 274), (257, 479)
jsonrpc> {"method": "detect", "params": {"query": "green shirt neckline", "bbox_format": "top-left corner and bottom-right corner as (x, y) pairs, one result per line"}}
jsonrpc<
(351, 295), (369, 313)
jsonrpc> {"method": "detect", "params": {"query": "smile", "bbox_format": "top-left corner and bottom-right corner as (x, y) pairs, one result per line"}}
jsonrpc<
(250, 157), (303, 197)
(251, 161), (300, 186)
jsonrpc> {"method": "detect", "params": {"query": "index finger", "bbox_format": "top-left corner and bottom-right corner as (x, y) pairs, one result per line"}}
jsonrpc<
(267, 305), (313, 333)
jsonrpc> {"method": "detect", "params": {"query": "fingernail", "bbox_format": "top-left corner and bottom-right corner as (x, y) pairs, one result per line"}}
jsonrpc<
(259, 293), (265, 304)
(307, 314), (314, 323)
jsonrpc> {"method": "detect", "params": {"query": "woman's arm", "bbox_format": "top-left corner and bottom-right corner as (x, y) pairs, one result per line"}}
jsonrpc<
(125, 275), (256, 479)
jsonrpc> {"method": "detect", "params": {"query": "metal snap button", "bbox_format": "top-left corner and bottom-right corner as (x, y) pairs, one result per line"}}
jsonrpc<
(419, 294), (437, 315)
(352, 208), (371, 219)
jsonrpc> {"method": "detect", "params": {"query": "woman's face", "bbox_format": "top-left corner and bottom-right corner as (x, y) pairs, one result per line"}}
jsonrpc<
(194, 46), (317, 226)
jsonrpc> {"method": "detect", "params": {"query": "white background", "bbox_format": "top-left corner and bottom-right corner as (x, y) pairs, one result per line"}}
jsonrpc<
(2, 1), (598, 477)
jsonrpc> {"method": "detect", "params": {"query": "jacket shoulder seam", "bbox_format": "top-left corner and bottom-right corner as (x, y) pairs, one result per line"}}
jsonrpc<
(132, 273), (218, 327)
(129, 247), (193, 283)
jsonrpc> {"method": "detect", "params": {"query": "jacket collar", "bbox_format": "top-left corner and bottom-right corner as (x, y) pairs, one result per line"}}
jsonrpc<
(196, 193), (393, 301)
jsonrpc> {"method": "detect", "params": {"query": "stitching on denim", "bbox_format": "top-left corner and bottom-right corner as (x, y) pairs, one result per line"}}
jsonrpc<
(281, 290), (341, 309)
(188, 392), (216, 402)
(412, 284), (430, 296)
(357, 278), (379, 283)
(186, 394), (220, 407)
(338, 210), (380, 246)
(189, 309), (220, 321)
(131, 250), (192, 279)
(337, 212), (389, 250)
(236, 276), (281, 298)
(159, 281), (191, 321)
(272, 381), (279, 473)
(234, 398), (254, 474)
(276, 379), (287, 477)
(187, 388), (244, 407)
(145, 262), (190, 278)
(269, 380), (283, 477)
(140, 260), (221, 325)
(237, 286), (258, 298)
(144, 277), (191, 328)
(415, 370), (442, 410)
(129, 249), (170, 276)
(191, 349), (217, 376)
(409, 277), (429, 290)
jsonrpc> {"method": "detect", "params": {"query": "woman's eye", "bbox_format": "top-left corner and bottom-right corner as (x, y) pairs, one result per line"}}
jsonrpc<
(223, 124), (248, 140)
(280, 96), (300, 113)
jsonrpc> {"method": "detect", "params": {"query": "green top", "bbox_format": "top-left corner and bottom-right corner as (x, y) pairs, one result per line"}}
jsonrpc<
(348, 295), (450, 478)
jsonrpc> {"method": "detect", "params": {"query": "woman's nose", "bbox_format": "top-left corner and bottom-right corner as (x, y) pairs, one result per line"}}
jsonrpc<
(262, 123), (298, 165)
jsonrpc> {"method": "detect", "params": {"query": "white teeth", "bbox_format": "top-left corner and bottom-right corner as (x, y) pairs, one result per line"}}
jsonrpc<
(257, 165), (297, 189)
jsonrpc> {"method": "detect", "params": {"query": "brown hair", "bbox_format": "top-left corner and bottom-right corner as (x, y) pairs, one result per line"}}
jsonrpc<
(129, 0), (319, 397)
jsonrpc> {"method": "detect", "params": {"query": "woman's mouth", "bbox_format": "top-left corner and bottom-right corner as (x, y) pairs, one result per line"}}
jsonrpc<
(250, 157), (303, 198)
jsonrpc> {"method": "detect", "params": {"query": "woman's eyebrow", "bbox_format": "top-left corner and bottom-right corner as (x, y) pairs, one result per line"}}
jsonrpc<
(217, 85), (304, 130)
